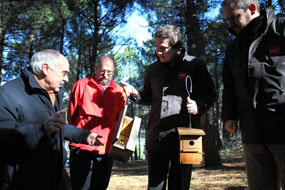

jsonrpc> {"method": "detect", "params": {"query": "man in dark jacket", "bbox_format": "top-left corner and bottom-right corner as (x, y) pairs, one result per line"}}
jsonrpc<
(222, 0), (285, 189)
(121, 25), (216, 190)
(0, 49), (100, 190)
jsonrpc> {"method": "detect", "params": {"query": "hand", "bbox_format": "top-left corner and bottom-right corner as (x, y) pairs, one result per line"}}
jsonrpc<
(225, 120), (237, 134)
(186, 97), (198, 115)
(87, 133), (104, 146)
(44, 109), (66, 134)
(120, 81), (138, 96)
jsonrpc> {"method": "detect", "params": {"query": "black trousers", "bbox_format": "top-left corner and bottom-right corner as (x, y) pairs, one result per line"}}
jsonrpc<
(243, 144), (285, 190)
(69, 149), (113, 190)
(147, 150), (192, 190)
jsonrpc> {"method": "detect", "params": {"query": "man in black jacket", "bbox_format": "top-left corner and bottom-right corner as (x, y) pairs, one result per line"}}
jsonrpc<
(222, 0), (285, 189)
(121, 25), (216, 190)
(0, 49), (100, 190)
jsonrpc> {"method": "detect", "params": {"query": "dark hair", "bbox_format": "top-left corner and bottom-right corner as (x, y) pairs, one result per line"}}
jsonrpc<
(155, 25), (183, 49)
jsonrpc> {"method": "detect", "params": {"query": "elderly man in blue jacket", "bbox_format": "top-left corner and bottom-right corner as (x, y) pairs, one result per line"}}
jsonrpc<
(0, 49), (100, 190)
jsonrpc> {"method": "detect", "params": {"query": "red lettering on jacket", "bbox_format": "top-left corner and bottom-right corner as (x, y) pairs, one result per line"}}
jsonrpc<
(178, 72), (187, 79)
(268, 45), (281, 56)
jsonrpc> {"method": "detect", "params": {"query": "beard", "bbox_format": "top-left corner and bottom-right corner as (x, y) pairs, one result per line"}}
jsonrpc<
(101, 78), (110, 86)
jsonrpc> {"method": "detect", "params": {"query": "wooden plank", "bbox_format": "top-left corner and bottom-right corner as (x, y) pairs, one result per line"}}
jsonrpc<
(120, 116), (133, 137)
(180, 152), (203, 165)
(112, 105), (128, 143)
(126, 116), (142, 151)
(181, 136), (203, 150)
(177, 127), (205, 136)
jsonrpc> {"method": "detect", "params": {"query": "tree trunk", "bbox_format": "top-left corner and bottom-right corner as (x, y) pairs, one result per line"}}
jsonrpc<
(59, 18), (65, 54)
(202, 112), (222, 167)
(185, 0), (206, 60)
(0, 1), (8, 83)
(90, 0), (99, 75)
(76, 43), (82, 81)
(0, 28), (6, 83)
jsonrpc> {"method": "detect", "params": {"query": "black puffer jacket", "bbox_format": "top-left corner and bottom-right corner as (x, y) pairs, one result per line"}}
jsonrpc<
(222, 8), (285, 143)
(138, 50), (216, 154)
(0, 68), (90, 190)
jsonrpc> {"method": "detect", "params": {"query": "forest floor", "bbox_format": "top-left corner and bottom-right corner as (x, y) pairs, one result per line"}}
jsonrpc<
(108, 150), (248, 190)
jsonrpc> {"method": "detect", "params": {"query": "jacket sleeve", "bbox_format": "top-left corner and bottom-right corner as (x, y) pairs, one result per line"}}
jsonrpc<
(193, 59), (217, 115)
(222, 49), (239, 121)
(63, 124), (90, 143)
(138, 67), (153, 105)
(0, 90), (46, 151)
(67, 81), (82, 125)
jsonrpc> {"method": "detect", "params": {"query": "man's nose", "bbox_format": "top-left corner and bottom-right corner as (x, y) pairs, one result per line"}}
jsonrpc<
(63, 75), (68, 82)
(103, 71), (108, 78)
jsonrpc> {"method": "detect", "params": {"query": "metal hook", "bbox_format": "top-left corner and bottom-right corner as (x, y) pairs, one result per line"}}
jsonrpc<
(185, 75), (192, 98)
(185, 75), (192, 128)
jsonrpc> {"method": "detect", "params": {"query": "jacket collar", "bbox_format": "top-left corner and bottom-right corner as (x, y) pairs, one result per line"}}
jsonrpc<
(228, 7), (274, 37)
(240, 15), (263, 36)
(261, 7), (275, 35)
(22, 67), (63, 97)
(22, 67), (45, 91)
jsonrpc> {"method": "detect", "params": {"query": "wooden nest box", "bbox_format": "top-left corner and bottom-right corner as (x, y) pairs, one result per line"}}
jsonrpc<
(109, 105), (141, 162)
(177, 127), (205, 165)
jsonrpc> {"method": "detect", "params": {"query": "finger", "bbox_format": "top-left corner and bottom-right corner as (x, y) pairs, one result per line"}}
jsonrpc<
(45, 125), (61, 134)
(88, 138), (94, 145)
(96, 135), (103, 138)
(95, 140), (104, 146)
(46, 119), (65, 130)
(187, 96), (191, 104)
(51, 117), (66, 125)
(53, 123), (65, 130)
(44, 120), (64, 130)
(187, 97), (195, 105)
(52, 109), (66, 118)
(120, 81), (128, 86)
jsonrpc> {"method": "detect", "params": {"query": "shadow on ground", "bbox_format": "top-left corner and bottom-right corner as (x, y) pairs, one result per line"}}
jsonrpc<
(109, 151), (248, 190)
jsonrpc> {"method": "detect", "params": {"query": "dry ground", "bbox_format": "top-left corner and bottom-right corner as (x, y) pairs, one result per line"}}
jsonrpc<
(108, 151), (248, 190)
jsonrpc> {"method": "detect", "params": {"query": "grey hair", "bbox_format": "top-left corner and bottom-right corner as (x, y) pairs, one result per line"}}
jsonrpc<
(222, 0), (260, 12)
(30, 49), (61, 75)
(95, 55), (115, 69)
(155, 25), (183, 49)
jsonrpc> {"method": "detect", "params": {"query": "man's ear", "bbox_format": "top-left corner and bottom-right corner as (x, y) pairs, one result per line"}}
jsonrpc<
(249, 3), (257, 15)
(42, 63), (49, 76)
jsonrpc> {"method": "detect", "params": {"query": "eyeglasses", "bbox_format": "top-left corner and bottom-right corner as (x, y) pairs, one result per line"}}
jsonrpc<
(98, 69), (113, 75)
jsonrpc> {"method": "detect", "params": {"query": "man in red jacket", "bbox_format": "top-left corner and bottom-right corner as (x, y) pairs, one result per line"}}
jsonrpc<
(67, 55), (126, 190)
